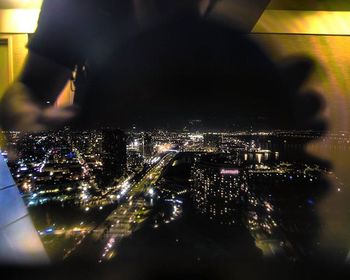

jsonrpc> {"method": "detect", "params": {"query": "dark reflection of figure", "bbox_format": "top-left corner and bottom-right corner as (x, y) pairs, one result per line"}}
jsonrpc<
(116, 200), (263, 279)
(116, 154), (331, 279)
(108, 13), (332, 278)
(0, 0), (335, 278)
(74, 16), (326, 132)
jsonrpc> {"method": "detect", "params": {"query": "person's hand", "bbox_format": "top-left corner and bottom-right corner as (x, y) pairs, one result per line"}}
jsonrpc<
(0, 82), (76, 132)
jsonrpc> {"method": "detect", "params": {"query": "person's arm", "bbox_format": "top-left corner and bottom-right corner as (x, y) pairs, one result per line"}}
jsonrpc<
(0, 52), (75, 132)
(0, 0), (93, 132)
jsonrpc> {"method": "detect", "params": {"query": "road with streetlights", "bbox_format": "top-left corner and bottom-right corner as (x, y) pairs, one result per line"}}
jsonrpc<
(66, 151), (176, 262)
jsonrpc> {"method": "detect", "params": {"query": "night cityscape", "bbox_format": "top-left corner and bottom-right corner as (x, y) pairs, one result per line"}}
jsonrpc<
(2, 1), (350, 278)
(0, 125), (347, 265)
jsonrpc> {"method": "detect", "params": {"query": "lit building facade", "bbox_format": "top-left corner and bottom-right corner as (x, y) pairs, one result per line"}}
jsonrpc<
(192, 154), (249, 225)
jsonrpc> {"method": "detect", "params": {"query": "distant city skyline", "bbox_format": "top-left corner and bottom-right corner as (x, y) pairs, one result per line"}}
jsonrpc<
(0, 126), (348, 263)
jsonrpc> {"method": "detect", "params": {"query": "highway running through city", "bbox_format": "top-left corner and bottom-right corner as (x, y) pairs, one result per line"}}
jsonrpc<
(65, 151), (176, 262)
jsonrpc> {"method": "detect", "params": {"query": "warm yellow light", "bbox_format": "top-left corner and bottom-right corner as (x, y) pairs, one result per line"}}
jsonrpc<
(0, 0), (43, 9)
(253, 10), (350, 35)
(0, 8), (40, 33)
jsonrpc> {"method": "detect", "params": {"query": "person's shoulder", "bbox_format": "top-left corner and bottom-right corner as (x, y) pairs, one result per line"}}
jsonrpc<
(38, 0), (95, 19)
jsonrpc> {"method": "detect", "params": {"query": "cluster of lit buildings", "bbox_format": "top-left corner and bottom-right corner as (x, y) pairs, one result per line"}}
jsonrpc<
(151, 140), (332, 260)
(1, 126), (347, 260)
(2, 128), (129, 207)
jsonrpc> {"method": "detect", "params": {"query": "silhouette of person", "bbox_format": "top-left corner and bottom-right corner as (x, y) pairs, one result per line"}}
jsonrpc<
(0, 0), (325, 133)
(0, 0), (210, 131)
(83, 3), (330, 277)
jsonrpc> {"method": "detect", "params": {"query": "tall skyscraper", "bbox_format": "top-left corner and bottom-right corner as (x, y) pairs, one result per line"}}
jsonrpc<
(100, 128), (127, 187)
(192, 153), (249, 225)
(142, 133), (154, 158)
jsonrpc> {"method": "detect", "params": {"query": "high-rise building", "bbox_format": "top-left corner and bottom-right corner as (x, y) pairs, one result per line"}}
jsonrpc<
(127, 150), (144, 172)
(192, 153), (249, 225)
(142, 133), (154, 158)
(100, 128), (127, 187)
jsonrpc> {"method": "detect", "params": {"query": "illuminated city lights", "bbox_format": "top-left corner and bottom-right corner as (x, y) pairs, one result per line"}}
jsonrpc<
(0, 126), (345, 264)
